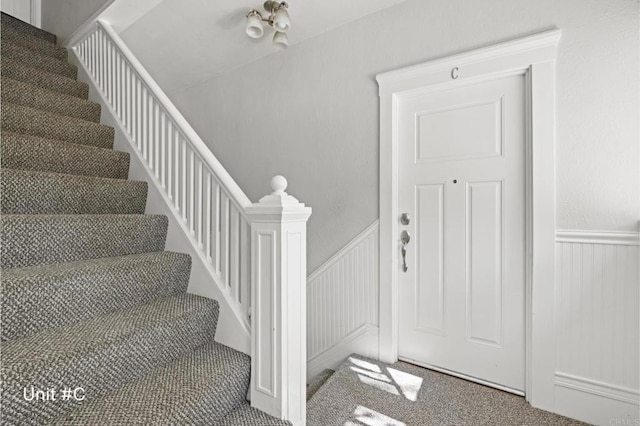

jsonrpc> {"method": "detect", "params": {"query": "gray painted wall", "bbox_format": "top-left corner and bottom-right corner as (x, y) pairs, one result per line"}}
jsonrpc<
(152, 0), (638, 271)
(41, 0), (111, 42)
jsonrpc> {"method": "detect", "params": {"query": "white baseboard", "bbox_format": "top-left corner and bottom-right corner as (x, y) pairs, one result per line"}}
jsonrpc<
(307, 324), (379, 382)
(554, 372), (640, 425)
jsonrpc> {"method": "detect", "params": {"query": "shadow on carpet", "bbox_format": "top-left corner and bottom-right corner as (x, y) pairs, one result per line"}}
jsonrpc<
(307, 354), (585, 425)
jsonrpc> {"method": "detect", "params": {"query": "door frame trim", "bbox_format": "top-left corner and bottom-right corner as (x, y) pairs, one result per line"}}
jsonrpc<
(376, 29), (561, 411)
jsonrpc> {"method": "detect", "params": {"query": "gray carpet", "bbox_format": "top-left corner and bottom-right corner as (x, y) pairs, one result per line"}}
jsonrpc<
(307, 354), (585, 425)
(0, 12), (288, 425)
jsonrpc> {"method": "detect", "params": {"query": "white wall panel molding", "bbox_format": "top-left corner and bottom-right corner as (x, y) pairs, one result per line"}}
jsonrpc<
(307, 221), (379, 373)
(555, 372), (639, 406)
(556, 229), (640, 246)
(555, 234), (639, 423)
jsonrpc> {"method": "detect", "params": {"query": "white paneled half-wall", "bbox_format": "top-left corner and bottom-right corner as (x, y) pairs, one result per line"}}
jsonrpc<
(555, 230), (640, 424)
(307, 221), (379, 379)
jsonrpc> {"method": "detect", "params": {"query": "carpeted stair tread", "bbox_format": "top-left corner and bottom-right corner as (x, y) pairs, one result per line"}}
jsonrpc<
(307, 369), (335, 401)
(2, 251), (192, 341)
(1, 169), (148, 215)
(1, 12), (57, 44)
(2, 103), (114, 148)
(52, 341), (250, 425)
(1, 24), (67, 60)
(2, 77), (101, 122)
(1, 214), (168, 269)
(217, 402), (292, 425)
(1, 294), (219, 425)
(1, 40), (77, 79)
(1, 57), (89, 99)
(0, 132), (130, 179)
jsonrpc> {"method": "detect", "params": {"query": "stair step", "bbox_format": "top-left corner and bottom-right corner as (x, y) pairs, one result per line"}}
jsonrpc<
(1, 40), (77, 79)
(2, 294), (218, 425)
(1, 169), (147, 215)
(307, 369), (335, 401)
(1, 12), (57, 44)
(51, 341), (250, 425)
(2, 251), (191, 341)
(1, 214), (168, 269)
(0, 132), (130, 179)
(1, 104), (114, 149)
(218, 402), (292, 425)
(1, 24), (67, 60)
(1, 57), (89, 99)
(2, 77), (101, 122)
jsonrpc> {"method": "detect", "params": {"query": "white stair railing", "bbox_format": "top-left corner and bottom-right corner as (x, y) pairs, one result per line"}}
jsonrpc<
(73, 20), (252, 331)
(70, 19), (310, 425)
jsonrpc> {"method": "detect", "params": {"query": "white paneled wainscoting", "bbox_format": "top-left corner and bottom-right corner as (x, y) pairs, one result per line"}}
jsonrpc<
(555, 230), (640, 424)
(307, 221), (379, 379)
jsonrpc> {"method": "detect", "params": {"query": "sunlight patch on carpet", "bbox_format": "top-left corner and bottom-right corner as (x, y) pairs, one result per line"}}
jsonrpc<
(387, 368), (423, 402)
(348, 357), (423, 402)
(345, 405), (406, 426)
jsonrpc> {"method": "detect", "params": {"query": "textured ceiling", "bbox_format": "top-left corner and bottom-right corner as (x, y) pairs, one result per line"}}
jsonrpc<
(119, 0), (408, 94)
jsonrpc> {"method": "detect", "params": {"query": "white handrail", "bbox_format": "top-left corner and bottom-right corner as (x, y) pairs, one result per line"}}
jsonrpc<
(98, 20), (252, 210)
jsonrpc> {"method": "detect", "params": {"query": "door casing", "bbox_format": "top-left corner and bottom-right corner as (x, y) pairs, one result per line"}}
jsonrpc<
(376, 29), (561, 411)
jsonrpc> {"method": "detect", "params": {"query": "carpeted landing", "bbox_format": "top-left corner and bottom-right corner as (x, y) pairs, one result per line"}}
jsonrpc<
(0, 12), (288, 425)
(307, 354), (585, 425)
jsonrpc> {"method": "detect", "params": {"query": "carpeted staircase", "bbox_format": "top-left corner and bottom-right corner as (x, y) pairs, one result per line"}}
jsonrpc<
(0, 13), (288, 425)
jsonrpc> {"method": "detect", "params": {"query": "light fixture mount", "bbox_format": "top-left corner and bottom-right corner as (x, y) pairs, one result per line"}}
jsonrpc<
(245, 1), (290, 48)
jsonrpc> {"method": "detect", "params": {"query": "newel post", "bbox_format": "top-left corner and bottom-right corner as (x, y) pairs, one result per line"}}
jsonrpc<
(245, 176), (311, 425)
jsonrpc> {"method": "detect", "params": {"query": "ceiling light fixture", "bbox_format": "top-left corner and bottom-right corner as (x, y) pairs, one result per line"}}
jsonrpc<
(245, 1), (290, 48)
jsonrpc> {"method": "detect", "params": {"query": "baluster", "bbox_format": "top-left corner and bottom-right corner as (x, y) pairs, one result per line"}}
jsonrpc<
(240, 217), (250, 314)
(108, 42), (114, 105)
(160, 111), (166, 188)
(220, 191), (230, 287)
(89, 32), (94, 76)
(174, 128), (181, 210)
(155, 104), (161, 178)
(117, 54), (123, 121)
(125, 66), (132, 134)
(166, 121), (173, 200)
(211, 182), (220, 273)
(135, 80), (142, 151)
(181, 136), (187, 219)
(98, 30), (104, 91)
(196, 160), (203, 246)
(189, 150), (195, 233)
(204, 171), (212, 258)
(229, 206), (240, 302)
(147, 94), (154, 169)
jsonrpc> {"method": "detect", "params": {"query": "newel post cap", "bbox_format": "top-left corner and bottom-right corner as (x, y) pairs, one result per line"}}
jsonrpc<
(245, 175), (312, 222)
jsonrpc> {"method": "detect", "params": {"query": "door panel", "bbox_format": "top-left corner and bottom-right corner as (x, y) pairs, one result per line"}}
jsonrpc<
(398, 74), (526, 392)
(415, 184), (445, 335)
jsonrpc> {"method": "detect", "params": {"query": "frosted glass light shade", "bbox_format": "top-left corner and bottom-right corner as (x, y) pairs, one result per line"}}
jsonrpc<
(273, 31), (288, 49)
(246, 13), (264, 38)
(273, 7), (290, 32)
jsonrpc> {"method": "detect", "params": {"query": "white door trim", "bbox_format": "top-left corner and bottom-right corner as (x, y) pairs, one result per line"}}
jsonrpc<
(376, 29), (561, 411)
(29, 0), (41, 27)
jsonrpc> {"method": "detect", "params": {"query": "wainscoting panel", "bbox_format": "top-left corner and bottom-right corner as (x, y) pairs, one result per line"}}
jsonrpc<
(555, 230), (639, 424)
(307, 221), (379, 379)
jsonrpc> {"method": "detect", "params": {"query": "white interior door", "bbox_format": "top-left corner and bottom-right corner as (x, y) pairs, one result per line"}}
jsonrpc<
(397, 73), (526, 393)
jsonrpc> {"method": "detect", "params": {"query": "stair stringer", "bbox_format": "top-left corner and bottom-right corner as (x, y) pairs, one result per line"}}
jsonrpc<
(68, 53), (251, 355)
